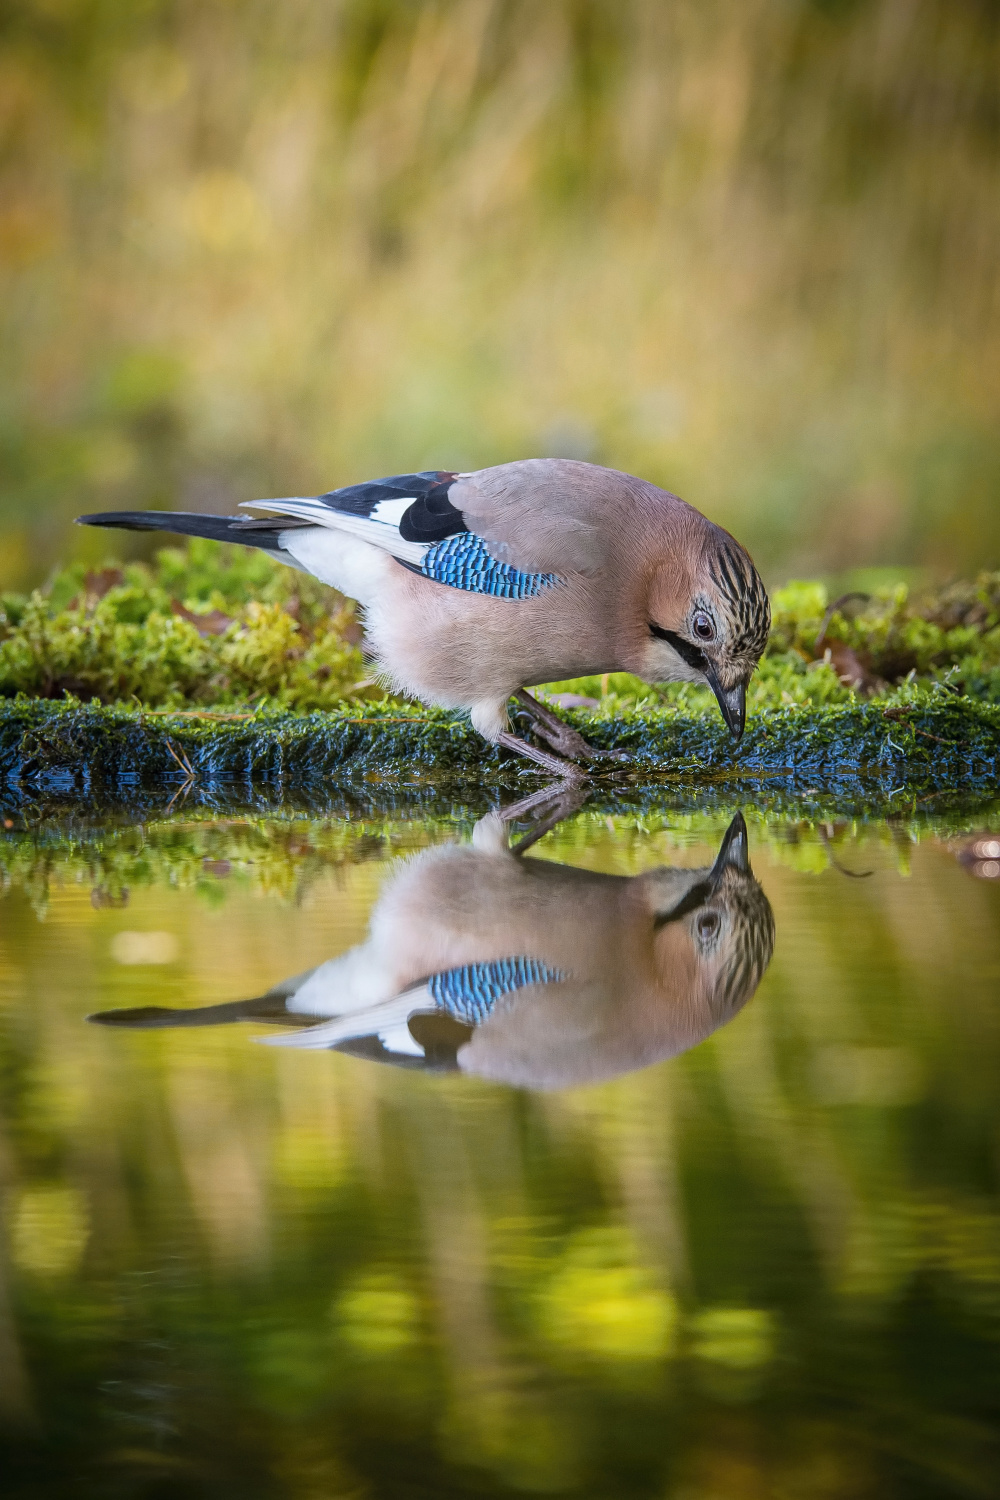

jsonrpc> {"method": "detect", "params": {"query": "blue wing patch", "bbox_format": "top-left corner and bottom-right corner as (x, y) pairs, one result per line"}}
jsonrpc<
(419, 532), (561, 599)
(428, 956), (566, 1026)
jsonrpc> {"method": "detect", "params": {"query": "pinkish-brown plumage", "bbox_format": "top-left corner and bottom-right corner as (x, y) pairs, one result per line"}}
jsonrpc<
(78, 458), (771, 772)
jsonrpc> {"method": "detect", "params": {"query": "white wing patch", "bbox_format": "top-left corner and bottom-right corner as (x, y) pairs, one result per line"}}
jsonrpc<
(369, 495), (417, 526)
(278, 528), (394, 603)
(260, 986), (429, 1050)
(241, 496), (427, 564)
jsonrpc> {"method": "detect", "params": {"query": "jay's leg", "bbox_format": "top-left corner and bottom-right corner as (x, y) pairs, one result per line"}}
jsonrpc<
(512, 689), (626, 763)
(497, 778), (586, 827)
(496, 730), (585, 783)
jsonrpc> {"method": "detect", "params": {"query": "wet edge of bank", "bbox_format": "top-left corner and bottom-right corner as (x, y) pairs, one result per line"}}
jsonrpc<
(1, 696), (998, 828)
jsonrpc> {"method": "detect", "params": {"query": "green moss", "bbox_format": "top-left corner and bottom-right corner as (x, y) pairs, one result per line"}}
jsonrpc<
(1, 691), (998, 827)
(2, 546), (1000, 815)
(0, 541), (368, 710)
(5, 546), (1000, 716)
(767, 574), (1000, 696)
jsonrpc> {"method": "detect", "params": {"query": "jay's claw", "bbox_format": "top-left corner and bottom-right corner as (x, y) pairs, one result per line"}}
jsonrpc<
(497, 730), (586, 784)
(512, 688), (624, 766)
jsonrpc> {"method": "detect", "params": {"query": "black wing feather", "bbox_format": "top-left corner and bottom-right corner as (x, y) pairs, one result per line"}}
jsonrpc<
(78, 469), (469, 554)
(316, 470), (467, 544)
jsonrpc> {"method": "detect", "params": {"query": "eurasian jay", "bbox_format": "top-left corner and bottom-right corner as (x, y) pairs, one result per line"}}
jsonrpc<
(89, 812), (775, 1090)
(78, 460), (771, 776)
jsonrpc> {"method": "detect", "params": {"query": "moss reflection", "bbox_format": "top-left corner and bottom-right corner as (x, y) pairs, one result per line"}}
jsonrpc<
(0, 806), (999, 1496)
(11, 1186), (90, 1279)
(334, 1270), (423, 1357)
(689, 1307), (776, 1370)
(535, 1228), (678, 1364)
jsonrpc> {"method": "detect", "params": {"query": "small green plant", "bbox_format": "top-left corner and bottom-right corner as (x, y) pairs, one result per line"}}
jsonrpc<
(2, 543), (1000, 714)
(0, 540), (368, 710)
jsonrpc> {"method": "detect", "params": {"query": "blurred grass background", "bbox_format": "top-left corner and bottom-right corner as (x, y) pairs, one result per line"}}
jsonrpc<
(1, 0), (998, 593)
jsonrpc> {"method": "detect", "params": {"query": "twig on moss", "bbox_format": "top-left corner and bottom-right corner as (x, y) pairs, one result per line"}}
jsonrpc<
(882, 705), (962, 746)
(144, 710), (257, 721)
(163, 737), (198, 811)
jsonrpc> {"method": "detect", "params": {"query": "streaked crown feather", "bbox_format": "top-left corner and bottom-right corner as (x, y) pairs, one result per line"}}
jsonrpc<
(706, 535), (771, 669)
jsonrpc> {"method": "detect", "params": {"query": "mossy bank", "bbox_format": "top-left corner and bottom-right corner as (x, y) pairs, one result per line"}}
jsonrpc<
(2, 543), (1000, 820)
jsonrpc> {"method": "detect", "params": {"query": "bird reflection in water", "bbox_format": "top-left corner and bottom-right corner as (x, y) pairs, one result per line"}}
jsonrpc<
(90, 811), (774, 1089)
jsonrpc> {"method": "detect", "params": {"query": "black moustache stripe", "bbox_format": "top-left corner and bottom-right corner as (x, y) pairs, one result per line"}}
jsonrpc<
(649, 623), (708, 674)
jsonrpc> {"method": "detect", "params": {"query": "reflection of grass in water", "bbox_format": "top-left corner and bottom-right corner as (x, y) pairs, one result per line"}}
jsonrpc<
(1, 802), (998, 912)
(689, 1306), (775, 1369)
(1, 817), (1000, 1489)
(534, 1227), (678, 1363)
(10, 1186), (90, 1279)
(334, 1270), (423, 1356)
(1, 2), (999, 591)
(0, 809), (450, 914)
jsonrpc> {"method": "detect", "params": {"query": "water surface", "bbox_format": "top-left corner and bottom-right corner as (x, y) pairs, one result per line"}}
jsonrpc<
(1, 802), (999, 1499)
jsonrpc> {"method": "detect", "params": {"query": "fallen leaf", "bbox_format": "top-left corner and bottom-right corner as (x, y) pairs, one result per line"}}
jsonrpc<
(170, 601), (235, 636)
(542, 693), (600, 709)
(822, 643), (884, 694)
(84, 567), (124, 599)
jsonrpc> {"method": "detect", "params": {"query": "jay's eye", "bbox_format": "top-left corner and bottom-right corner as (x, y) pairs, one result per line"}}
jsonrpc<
(696, 910), (720, 941)
(692, 611), (716, 642)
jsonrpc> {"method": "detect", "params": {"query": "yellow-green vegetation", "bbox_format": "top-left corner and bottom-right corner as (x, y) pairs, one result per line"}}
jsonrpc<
(0, 540), (368, 710)
(2, 541), (1000, 713)
(2, 0), (998, 593)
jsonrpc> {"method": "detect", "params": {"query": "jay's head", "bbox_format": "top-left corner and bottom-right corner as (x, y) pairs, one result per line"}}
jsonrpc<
(640, 524), (771, 740)
(643, 813), (775, 1029)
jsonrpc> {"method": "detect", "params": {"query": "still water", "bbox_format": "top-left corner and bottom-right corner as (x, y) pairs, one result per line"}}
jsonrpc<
(1, 800), (999, 1499)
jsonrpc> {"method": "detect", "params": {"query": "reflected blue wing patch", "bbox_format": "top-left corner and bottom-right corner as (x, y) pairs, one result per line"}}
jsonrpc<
(419, 533), (561, 599)
(427, 957), (566, 1026)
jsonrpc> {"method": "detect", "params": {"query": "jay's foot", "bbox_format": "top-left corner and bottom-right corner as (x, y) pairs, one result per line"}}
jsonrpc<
(497, 730), (586, 784)
(512, 689), (628, 764)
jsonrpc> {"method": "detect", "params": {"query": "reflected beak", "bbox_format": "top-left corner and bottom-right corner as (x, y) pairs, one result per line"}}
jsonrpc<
(652, 812), (750, 929)
(710, 812), (750, 882)
(704, 666), (746, 741)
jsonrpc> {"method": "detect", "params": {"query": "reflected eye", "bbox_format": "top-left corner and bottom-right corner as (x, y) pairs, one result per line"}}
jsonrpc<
(696, 911), (720, 941)
(692, 611), (715, 643)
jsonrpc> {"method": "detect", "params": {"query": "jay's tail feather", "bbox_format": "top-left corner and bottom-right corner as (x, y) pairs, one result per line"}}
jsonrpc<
(87, 992), (316, 1029)
(76, 510), (310, 555)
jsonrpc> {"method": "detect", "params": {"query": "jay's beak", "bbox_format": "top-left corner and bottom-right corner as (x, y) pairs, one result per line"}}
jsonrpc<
(704, 666), (746, 741)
